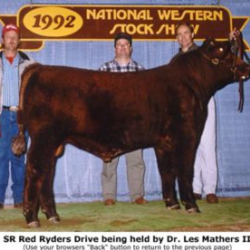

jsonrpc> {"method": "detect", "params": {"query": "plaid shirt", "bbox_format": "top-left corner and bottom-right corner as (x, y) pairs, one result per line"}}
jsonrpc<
(99, 58), (144, 72)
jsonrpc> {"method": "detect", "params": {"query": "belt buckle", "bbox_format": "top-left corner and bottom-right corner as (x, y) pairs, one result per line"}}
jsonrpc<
(9, 106), (19, 112)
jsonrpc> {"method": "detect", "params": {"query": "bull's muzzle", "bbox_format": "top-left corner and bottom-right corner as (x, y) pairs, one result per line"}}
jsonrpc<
(231, 63), (250, 81)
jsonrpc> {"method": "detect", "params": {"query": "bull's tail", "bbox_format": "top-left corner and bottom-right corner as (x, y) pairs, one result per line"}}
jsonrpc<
(12, 63), (40, 156)
(12, 94), (27, 156)
(12, 123), (26, 156)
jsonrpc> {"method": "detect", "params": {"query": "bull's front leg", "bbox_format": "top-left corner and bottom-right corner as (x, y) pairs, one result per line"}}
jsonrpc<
(176, 142), (200, 213)
(154, 147), (180, 210)
(177, 170), (200, 213)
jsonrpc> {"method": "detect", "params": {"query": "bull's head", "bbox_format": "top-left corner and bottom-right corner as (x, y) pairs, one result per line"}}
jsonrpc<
(200, 35), (250, 111)
(201, 37), (249, 81)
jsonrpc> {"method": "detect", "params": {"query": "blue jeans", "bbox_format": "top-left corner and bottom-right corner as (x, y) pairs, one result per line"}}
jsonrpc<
(0, 109), (26, 205)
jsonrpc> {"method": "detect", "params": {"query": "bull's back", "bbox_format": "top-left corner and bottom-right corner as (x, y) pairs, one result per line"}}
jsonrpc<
(20, 63), (194, 147)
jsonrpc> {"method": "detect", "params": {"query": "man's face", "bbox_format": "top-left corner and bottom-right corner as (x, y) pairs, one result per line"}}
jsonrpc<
(115, 38), (132, 58)
(1, 30), (19, 51)
(176, 25), (194, 51)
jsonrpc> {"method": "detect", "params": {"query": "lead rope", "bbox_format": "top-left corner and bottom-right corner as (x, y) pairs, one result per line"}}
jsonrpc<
(236, 32), (244, 112)
(243, 47), (250, 64)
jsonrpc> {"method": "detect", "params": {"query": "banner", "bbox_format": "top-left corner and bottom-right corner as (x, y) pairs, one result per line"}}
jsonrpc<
(0, 5), (249, 51)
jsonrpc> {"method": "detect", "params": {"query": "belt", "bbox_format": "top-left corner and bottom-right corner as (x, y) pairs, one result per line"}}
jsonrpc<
(2, 105), (19, 112)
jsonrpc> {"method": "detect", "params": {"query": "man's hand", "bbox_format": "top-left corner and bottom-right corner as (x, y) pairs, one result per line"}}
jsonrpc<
(229, 28), (241, 40)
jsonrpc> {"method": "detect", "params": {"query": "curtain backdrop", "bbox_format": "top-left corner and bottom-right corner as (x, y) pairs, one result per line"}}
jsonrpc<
(2, 0), (250, 204)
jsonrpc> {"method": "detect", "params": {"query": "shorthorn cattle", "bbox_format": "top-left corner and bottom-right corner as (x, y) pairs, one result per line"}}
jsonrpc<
(12, 37), (250, 227)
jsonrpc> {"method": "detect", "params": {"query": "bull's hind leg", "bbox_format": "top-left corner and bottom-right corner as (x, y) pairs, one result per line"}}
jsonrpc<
(39, 159), (60, 224)
(154, 147), (180, 210)
(23, 132), (60, 227)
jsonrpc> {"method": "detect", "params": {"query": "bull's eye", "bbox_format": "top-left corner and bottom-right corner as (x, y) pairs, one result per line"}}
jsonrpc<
(219, 47), (223, 52)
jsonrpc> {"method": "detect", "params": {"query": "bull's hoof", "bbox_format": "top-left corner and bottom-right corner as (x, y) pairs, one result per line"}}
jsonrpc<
(27, 221), (40, 228)
(181, 200), (200, 213)
(186, 207), (200, 213)
(48, 216), (61, 224)
(166, 204), (181, 210)
(164, 198), (180, 209)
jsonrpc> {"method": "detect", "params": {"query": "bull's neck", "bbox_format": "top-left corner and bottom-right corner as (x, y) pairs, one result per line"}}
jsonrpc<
(187, 52), (234, 104)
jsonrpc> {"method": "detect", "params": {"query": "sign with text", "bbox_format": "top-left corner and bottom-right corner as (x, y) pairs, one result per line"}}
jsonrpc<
(0, 5), (249, 51)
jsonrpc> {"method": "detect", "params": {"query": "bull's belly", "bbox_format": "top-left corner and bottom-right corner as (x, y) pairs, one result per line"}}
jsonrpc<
(67, 135), (155, 162)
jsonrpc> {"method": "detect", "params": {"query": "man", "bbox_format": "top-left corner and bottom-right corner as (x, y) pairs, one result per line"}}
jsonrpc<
(174, 22), (219, 203)
(99, 32), (148, 206)
(0, 23), (35, 209)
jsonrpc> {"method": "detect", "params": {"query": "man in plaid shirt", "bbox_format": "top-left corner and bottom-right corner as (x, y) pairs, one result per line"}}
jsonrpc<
(99, 56), (144, 72)
(99, 32), (148, 206)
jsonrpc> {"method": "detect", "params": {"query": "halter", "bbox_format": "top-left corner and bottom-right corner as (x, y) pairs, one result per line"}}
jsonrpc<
(201, 33), (246, 112)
